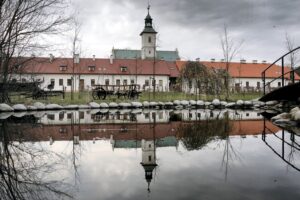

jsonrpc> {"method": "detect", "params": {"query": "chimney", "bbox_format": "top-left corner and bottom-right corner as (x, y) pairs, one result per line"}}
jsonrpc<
(220, 59), (225, 62)
(252, 60), (257, 64)
(92, 55), (96, 61)
(74, 54), (80, 64)
(211, 58), (215, 62)
(195, 58), (200, 62)
(49, 54), (54, 63)
(262, 60), (267, 64)
(110, 54), (113, 64)
(240, 59), (246, 64)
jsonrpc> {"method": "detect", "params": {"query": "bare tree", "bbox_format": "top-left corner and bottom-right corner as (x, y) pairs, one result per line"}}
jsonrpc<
(0, 0), (70, 102)
(220, 25), (243, 100)
(70, 13), (82, 100)
(285, 33), (299, 70)
(0, 120), (73, 200)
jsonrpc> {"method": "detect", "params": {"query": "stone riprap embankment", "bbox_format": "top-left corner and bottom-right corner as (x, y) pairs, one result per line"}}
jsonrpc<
(271, 107), (300, 127)
(0, 99), (282, 113)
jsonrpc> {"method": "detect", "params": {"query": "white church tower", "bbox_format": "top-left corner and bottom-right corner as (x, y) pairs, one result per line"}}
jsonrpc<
(140, 4), (157, 60)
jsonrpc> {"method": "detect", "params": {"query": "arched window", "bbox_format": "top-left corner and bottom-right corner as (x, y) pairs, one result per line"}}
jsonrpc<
(148, 36), (151, 43)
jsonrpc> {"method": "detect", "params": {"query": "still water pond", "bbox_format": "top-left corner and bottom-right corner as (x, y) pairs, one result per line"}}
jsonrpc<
(0, 109), (300, 200)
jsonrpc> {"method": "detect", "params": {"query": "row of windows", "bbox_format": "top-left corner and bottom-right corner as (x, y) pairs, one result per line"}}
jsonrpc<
(49, 78), (164, 87)
(235, 81), (282, 88)
(47, 111), (165, 121)
(59, 65), (128, 72)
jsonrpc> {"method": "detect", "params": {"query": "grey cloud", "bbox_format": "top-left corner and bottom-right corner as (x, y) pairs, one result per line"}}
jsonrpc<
(68, 0), (300, 62)
(106, 0), (300, 32)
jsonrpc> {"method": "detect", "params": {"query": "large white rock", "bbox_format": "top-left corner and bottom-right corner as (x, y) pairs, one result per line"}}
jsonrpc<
(158, 102), (165, 107)
(27, 105), (37, 111)
(33, 102), (45, 110)
(252, 100), (265, 106)
(149, 102), (158, 107)
(271, 112), (291, 122)
(165, 102), (173, 107)
(0, 103), (14, 112)
(196, 100), (204, 106)
(64, 105), (79, 110)
(78, 104), (91, 109)
(99, 103), (109, 108)
(225, 102), (236, 108)
(12, 104), (27, 111)
(89, 102), (100, 108)
(204, 101), (211, 106)
(244, 101), (253, 107)
(212, 99), (220, 106)
(131, 102), (143, 108)
(46, 104), (63, 110)
(220, 101), (227, 107)
(108, 102), (118, 108)
(266, 100), (278, 106)
(189, 100), (197, 105)
(180, 100), (189, 106)
(119, 102), (131, 108)
(173, 100), (181, 105)
(236, 100), (244, 106)
(292, 110), (300, 121)
(290, 107), (300, 116)
(143, 101), (150, 107)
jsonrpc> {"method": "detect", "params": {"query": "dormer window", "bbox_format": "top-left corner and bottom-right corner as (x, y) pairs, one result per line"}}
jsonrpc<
(88, 65), (95, 71)
(120, 66), (127, 72)
(60, 65), (67, 71)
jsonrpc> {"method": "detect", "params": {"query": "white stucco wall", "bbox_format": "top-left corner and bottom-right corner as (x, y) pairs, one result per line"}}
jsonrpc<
(17, 73), (170, 92)
(182, 77), (293, 93)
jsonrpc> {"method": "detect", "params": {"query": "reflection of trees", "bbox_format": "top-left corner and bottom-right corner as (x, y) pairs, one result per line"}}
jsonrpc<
(0, 121), (72, 200)
(178, 113), (232, 151)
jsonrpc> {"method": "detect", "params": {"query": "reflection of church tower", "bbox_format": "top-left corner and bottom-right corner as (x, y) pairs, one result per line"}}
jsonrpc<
(140, 5), (157, 60)
(140, 139), (157, 192)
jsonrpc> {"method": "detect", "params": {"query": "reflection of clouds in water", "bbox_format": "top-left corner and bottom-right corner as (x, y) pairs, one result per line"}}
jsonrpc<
(44, 135), (300, 200)
(2, 109), (300, 199)
(0, 139), (74, 200)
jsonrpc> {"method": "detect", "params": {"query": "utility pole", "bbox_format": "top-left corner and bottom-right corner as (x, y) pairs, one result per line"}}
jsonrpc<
(153, 40), (156, 100)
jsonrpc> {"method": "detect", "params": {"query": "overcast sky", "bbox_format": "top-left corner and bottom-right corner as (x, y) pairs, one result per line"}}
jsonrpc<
(57, 0), (300, 63)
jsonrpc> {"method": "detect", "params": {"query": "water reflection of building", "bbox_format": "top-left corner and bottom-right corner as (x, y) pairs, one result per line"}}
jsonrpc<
(37, 109), (264, 126)
(141, 139), (157, 192)
(2, 110), (281, 143)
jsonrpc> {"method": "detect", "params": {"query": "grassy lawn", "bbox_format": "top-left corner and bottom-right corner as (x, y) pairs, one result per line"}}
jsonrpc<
(9, 91), (262, 105)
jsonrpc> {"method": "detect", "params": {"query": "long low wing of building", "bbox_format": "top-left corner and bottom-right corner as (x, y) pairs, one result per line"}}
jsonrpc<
(14, 57), (179, 92)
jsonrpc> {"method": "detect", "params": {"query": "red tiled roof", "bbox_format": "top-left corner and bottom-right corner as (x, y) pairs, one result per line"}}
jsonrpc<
(176, 60), (299, 79)
(9, 120), (278, 142)
(20, 57), (180, 77)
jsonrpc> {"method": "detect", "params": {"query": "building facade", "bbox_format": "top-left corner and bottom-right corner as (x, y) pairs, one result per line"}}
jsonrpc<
(176, 60), (298, 94)
(9, 6), (294, 94)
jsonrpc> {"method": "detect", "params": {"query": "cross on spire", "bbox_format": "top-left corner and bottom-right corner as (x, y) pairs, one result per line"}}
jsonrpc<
(147, 0), (150, 14)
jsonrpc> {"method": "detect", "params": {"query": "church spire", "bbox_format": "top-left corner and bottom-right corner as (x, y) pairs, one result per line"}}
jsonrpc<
(140, 2), (157, 35)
